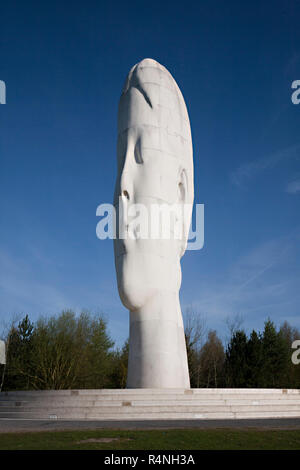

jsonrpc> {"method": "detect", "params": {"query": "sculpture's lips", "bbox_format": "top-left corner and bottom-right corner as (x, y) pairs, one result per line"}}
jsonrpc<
(114, 239), (126, 257)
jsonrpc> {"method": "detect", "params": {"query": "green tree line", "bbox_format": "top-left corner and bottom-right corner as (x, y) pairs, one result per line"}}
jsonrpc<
(1, 311), (128, 390)
(1, 310), (299, 390)
(186, 316), (300, 388)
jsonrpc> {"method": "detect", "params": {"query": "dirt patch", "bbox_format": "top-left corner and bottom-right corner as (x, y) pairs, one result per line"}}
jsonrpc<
(76, 437), (132, 444)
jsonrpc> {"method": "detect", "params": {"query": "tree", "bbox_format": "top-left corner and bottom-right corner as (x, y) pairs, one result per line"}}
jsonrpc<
(246, 330), (263, 387)
(82, 313), (115, 388)
(3, 315), (35, 390)
(260, 319), (288, 388)
(278, 321), (300, 388)
(184, 308), (206, 387)
(199, 330), (225, 387)
(224, 330), (248, 387)
(3, 311), (115, 390)
(224, 313), (244, 344)
(109, 339), (129, 388)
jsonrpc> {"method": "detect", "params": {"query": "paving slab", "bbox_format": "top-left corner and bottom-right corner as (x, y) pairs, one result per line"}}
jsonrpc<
(0, 418), (300, 433)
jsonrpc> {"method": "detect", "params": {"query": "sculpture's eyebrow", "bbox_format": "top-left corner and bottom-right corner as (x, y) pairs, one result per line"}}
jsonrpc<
(122, 65), (153, 109)
(132, 83), (152, 108)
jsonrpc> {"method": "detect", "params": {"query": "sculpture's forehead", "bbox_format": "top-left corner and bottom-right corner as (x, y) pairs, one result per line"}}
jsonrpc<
(122, 59), (180, 96)
(118, 61), (192, 149)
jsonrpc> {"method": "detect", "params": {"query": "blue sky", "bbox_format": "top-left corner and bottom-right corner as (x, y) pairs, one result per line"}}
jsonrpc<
(0, 0), (300, 347)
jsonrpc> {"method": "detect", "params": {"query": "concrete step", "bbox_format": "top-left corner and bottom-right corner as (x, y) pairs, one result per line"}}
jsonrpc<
(1, 403), (300, 413)
(1, 409), (300, 420)
(1, 393), (299, 402)
(0, 411), (237, 419)
(0, 389), (299, 420)
(1, 388), (299, 396)
(0, 401), (300, 414)
(0, 395), (300, 407)
(2, 399), (300, 408)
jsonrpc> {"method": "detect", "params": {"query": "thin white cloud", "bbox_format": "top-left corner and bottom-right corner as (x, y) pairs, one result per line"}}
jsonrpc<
(230, 143), (300, 188)
(286, 178), (300, 194)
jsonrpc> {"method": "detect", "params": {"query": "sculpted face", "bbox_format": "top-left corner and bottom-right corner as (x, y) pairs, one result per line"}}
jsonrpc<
(114, 59), (194, 311)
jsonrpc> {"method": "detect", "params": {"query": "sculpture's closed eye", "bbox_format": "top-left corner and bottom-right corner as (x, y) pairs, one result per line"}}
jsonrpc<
(134, 139), (143, 164)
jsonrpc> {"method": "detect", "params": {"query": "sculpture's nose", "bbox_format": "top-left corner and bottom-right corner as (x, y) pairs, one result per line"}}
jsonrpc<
(122, 189), (130, 200)
(120, 169), (132, 201)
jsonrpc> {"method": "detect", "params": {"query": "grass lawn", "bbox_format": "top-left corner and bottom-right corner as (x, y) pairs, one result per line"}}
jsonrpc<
(0, 428), (299, 450)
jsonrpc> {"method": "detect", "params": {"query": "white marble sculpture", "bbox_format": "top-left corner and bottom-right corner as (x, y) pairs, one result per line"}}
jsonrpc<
(114, 58), (194, 388)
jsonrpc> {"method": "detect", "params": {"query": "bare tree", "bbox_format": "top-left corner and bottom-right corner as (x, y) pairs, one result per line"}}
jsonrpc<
(224, 313), (244, 345)
(183, 306), (207, 388)
(199, 330), (225, 387)
(184, 306), (207, 349)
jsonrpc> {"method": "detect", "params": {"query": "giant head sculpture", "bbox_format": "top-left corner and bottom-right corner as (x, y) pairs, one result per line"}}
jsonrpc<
(114, 58), (194, 388)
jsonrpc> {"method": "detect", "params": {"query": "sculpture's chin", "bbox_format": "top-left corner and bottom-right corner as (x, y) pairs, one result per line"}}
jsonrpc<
(114, 250), (182, 311)
(117, 278), (156, 311)
(115, 252), (158, 311)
